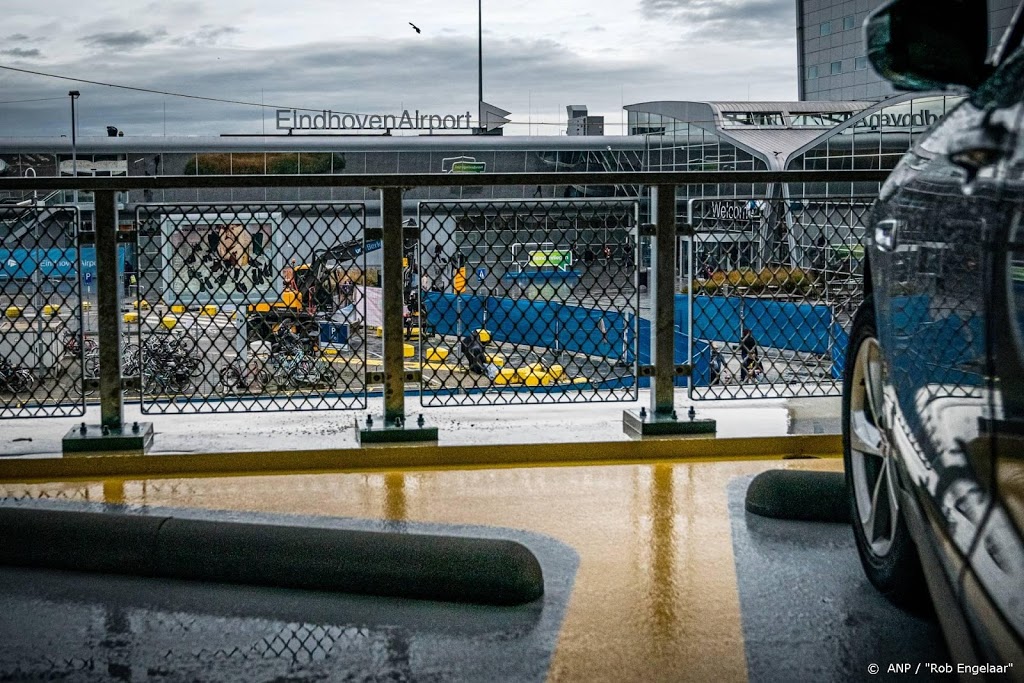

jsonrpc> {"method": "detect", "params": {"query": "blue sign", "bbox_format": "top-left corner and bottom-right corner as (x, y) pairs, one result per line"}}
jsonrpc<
(476, 267), (487, 280)
(0, 245), (128, 282)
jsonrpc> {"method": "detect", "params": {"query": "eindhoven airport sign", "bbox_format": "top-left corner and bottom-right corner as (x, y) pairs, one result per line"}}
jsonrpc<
(276, 109), (473, 132)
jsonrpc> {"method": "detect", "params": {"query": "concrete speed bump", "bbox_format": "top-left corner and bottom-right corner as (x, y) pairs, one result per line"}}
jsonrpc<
(744, 469), (850, 523)
(0, 507), (544, 606)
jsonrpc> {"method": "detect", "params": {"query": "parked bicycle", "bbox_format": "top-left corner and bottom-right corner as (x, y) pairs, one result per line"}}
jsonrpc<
(0, 358), (37, 395)
(60, 328), (96, 357)
(215, 357), (269, 394)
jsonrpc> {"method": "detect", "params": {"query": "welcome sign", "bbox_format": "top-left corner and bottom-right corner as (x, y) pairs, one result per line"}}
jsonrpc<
(276, 109), (473, 132)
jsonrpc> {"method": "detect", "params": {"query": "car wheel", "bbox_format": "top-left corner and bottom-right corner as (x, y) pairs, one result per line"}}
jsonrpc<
(843, 299), (929, 609)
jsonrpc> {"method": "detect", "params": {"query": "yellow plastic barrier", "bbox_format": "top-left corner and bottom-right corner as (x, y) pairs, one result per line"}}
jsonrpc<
(81, 302), (92, 312)
(477, 329), (491, 343)
(485, 353), (505, 368)
(524, 371), (553, 387)
(170, 304), (187, 314)
(5, 306), (22, 320)
(515, 366), (534, 382)
(547, 364), (564, 380)
(43, 304), (60, 317)
(122, 311), (139, 324)
(374, 326), (384, 338)
(201, 305), (218, 317)
(161, 316), (178, 330)
(425, 347), (449, 362)
(403, 343), (415, 358)
(133, 300), (150, 310)
(493, 367), (519, 385)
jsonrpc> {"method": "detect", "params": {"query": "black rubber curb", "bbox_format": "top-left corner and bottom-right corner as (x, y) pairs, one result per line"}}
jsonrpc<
(0, 508), (544, 606)
(744, 469), (850, 524)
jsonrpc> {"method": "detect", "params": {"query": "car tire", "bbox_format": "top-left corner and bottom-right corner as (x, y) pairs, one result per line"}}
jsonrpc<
(843, 299), (930, 610)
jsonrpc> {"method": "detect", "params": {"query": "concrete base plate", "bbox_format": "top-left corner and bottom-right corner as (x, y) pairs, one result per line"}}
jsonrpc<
(357, 417), (439, 445)
(622, 409), (717, 438)
(62, 422), (155, 455)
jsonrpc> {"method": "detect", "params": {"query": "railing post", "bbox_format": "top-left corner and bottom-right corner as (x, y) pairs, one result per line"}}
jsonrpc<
(62, 190), (154, 454)
(622, 185), (715, 437)
(650, 184), (677, 418)
(95, 190), (124, 431)
(381, 187), (406, 427)
(358, 187), (437, 444)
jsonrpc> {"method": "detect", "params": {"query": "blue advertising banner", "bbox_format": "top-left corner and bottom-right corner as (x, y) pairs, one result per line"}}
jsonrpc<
(0, 246), (126, 281)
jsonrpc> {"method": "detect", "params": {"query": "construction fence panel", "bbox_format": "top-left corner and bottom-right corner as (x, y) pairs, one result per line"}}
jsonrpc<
(132, 203), (368, 414)
(415, 199), (640, 406)
(686, 196), (872, 399)
(0, 205), (85, 418)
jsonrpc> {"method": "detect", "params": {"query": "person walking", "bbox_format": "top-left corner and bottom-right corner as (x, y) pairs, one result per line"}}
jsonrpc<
(709, 343), (724, 386)
(740, 327), (760, 383)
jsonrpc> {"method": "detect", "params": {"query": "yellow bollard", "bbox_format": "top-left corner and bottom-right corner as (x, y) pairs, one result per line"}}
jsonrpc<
(425, 347), (449, 362)
(161, 315), (178, 330)
(122, 311), (139, 324)
(43, 304), (61, 317)
(5, 306), (22, 320)
(133, 299), (150, 310)
(201, 304), (218, 317)
(81, 301), (92, 312)
(170, 304), (187, 314)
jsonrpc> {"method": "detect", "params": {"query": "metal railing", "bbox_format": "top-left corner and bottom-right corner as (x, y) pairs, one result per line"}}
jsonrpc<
(0, 170), (889, 441)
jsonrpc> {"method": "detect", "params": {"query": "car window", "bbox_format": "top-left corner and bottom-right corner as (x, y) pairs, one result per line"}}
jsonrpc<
(971, 46), (1024, 110)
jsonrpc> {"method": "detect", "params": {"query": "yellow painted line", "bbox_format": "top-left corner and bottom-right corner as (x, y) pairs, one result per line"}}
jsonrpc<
(0, 434), (841, 483)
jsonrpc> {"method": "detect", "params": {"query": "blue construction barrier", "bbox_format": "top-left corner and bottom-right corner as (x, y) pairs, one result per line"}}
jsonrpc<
(422, 292), (633, 362)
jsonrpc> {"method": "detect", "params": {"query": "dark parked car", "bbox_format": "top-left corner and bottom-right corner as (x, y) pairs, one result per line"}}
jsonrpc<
(843, 0), (1024, 671)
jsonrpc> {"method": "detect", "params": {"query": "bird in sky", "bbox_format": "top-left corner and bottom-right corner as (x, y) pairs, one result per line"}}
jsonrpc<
(409, 22), (421, 34)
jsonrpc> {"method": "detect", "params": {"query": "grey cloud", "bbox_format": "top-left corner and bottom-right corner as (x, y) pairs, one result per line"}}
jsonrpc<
(641, 0), (793, 39)
(82, 29), (168, 50)
(0, 34), (795, 136)
(178, 25), (240, 47)
(6, 34), (32, 42)
(1, 48), (42, 58)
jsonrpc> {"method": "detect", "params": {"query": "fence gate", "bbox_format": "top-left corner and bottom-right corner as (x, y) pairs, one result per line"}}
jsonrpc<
(416, 200), (640, 406)
(132, 203), (368, 414)
(686, 197), (872, 399)
(0, 205), (85, 418)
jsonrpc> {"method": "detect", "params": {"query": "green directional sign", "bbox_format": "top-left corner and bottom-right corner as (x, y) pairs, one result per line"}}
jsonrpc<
(529, 249), (571, 268)
(450, 161), (487, 173)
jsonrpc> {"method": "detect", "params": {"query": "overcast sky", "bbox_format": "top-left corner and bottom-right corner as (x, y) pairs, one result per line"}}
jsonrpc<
(0, 0), (798, 138)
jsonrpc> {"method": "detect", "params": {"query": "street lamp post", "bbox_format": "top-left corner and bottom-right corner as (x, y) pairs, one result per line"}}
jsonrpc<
(478, 0), (483, 131)
(68, 90), (80, 205)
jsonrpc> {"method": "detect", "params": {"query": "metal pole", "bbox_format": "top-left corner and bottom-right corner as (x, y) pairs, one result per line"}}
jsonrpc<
(381, 187), (406, 427)
(650, 185), (677, 417)
(477, 0), (483, 130)
(94, 190), (123, 431)
(69, 91), (79, 206)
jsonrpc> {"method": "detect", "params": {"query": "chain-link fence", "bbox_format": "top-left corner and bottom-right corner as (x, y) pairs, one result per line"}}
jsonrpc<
(0, 205), (85, 417)
(415, 200), (640, 406)
(132, 204), (368, 413)
(686, 197), (871, 399)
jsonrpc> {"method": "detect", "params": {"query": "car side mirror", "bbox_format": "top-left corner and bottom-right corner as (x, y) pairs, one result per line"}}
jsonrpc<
(866, 0), (992, 91)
